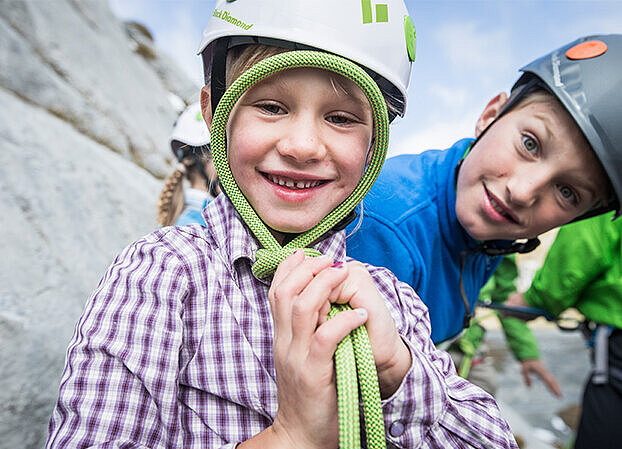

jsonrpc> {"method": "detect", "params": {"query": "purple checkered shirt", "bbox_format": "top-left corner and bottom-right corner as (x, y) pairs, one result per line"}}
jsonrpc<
(47, 194), (517, 448)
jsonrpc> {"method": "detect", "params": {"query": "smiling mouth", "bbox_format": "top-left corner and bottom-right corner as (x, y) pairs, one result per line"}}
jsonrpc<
(485, 187), (519, 224)
(264, 173), (327, 190)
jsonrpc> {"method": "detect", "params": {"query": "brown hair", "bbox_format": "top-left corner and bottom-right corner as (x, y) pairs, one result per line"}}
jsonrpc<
(510, 86), (558, 112)
(222, 44), (402, 118)
(226, 45), (286, 86)
(157, 159), (192, 227)
(157, 145), (218, 226)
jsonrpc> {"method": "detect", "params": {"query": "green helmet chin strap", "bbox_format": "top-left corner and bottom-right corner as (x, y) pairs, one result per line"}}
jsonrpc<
(210, 50), (389, 448)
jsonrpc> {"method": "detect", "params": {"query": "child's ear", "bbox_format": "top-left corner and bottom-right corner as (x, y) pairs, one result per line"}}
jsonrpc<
(475, 92), (508, 137)
(200, 85), (213, 128)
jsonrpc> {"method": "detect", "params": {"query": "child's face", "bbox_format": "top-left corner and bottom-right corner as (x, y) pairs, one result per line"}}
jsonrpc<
(225, 67), (373, 240)
(456, 94), (608, 241)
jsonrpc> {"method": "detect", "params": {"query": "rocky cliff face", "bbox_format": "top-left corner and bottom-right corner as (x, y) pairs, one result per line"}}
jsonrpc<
(0, 1), (199, 447)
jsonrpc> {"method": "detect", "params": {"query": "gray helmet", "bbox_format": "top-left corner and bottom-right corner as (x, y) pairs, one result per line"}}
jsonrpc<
(512, 34), (622, 219)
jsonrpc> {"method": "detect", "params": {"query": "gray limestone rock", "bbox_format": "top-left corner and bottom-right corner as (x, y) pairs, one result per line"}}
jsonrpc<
(0, 1), (200, 447)
(1, 0), (200, 178)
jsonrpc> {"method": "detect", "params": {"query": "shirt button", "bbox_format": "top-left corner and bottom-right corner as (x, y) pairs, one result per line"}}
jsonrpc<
(389, 420), (405, 437)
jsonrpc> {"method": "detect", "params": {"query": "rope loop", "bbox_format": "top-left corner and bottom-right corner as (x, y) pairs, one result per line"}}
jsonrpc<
(210, 50), (389, 278)
(252, 247), (322, 278)
(210, 50), (389, 449)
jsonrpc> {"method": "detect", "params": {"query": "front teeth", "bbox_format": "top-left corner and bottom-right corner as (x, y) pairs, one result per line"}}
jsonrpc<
(268, 174), (321, 189)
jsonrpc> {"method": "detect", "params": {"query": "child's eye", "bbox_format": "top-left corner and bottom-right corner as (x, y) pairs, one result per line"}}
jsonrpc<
(326, 114), (354, 125)
(558, 184), (578, 204)
(258, 103), (284, 114)
(522, 135), (539, 154)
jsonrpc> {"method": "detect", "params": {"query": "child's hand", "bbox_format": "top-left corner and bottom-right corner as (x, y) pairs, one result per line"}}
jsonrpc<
(327, 261), (412, 398)
(267, 250), (368, 449)
(505, 292), (531, 318)
(520, 359), (563, 398)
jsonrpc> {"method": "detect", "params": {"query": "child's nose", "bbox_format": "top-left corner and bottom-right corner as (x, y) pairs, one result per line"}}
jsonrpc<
(506, 169), (548, 208)
(276, 117), (327, 163)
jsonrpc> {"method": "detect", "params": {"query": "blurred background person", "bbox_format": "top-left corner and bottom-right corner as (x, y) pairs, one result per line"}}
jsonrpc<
(157, 102), (220, 227)
(449, 254), (562, 398)
(507, 211), (622, 449)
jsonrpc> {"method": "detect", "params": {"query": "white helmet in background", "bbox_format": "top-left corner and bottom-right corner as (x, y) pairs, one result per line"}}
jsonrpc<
(169, 102), (211, 162)
(197, 0), (416, 120)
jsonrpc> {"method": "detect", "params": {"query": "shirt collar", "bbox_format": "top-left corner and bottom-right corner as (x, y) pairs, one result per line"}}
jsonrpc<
(203, 194), (348, 279)
(204, 194), (258, 266)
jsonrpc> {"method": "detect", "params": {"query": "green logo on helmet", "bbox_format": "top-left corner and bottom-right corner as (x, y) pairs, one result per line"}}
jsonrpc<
(361, 0), (388, 23)
(404, 15), (416, 61)
(213, 8), (253, 31)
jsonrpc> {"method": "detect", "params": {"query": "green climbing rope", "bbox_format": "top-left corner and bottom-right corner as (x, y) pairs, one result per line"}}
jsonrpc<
(210, 50), (389, 449)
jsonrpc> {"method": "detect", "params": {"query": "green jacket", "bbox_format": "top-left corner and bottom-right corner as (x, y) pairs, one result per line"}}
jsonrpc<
(458, 254), (540, 362)
(525, 212), (622, 329)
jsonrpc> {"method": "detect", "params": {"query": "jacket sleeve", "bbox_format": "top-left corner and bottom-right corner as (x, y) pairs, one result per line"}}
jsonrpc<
(499, 316), (540, 361)
(481, 254), (518, 302)
(368, 266), (518, 449)
(524, 214), (612, 316)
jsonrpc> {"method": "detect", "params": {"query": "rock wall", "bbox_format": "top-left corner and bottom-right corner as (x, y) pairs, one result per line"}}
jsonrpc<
(0, 1), (199, 447)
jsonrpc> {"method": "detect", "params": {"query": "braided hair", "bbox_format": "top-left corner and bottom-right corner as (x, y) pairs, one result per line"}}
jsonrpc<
(157, 159), (193, 227)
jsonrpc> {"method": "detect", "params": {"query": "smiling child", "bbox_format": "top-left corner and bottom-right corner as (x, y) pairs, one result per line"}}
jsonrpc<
(46, 1), (517, 448)
(347, 34), (622, 344)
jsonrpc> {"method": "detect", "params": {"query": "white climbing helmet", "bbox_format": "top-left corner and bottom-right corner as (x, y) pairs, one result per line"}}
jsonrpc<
(197, 0), (416, 118)
(169, 102), (210, 158)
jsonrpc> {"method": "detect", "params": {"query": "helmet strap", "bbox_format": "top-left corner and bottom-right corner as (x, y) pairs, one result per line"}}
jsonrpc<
(210, 37), (230, 116)
(190, 152), (217, 196)
(469, 238), (541, 256)
(456, 236), (540, 331)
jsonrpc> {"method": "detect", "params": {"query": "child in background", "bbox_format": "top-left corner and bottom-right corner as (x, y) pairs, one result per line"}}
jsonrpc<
(46, 1), (517, 448)
(157, 102), (219, 227)
(347, 34), (622, 344)
(449, 255), (562, 398)
(507, 212), (622, 448)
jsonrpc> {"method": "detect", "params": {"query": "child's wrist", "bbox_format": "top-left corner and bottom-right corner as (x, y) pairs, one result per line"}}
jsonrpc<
(237, 422), (300, 449)
(376, 338), (411, 398)
(268, 416), (322, 449)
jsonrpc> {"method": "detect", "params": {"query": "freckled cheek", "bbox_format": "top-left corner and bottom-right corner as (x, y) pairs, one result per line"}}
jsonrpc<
(227, 144), (256, 182)
(456, 157), (479, 191)
(340, 158), (368, 190)
(228, 126), (267, 163)
(469, 137), (516, 178)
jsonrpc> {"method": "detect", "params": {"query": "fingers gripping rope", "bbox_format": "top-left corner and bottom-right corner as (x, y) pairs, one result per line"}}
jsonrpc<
(210, 50), (389, 449)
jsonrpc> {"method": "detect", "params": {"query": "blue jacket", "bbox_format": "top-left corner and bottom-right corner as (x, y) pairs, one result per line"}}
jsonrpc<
(346, 138), (501, 343)
(175, 188), (211, 227)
